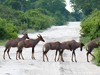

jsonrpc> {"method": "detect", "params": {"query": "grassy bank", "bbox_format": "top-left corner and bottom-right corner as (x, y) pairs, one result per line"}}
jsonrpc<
(0, 40), (7, 46)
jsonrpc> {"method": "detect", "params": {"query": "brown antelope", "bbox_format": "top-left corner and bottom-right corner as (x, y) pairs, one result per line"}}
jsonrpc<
(3, 33), (29, 59)
(58, 40), (84, 62)
(42, 41), (61, 62)
(86, 37), (100, 62)
(16, 34), (45, 60)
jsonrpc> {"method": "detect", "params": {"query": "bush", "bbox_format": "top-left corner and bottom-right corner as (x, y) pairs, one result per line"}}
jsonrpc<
(80, 10), (100, 65)
(80, 36), (91, 44)
(25, 9), (56, 30)
(81, 10), (100, 40)
(0, 18), (18, 40)
(94, 48), (100, 66)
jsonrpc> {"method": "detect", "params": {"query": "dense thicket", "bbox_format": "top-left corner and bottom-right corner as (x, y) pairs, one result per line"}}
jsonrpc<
(0, 0), (74, 40)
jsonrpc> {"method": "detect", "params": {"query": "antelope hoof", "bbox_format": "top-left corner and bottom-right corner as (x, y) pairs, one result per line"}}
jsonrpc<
(33, 57), (36, 60)
(72, 60), (74, 62)
(54, 59), (56, 62)
(62, 60), (64, 62)
(71, 59), (74, 62)
(61, 59), (64, 62)
(22, 58), (24, 60)
(16, 57), (18, 60)
(87, 60), (89, 62)
(32, 57), (35, 60)
(3, 57), (5, 60)
(75, 60), (77, 62)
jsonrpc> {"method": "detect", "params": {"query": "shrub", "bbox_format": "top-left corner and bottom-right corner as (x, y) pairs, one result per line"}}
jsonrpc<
(25, 9), (56, 30)
(94, 48), (100, 66)
(0, 18), (18, 40)
(81, 10), (100, 40)
(80, 10), (100, 65)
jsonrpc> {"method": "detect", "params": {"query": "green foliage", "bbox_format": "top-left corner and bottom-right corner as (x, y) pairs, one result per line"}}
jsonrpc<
(0, 5), (25, 29)
(0, 40), (6, 46)
(71, 0), (100, 16)
(71, 10), (83, 21)
(34, 0), (71, 24)
(34, 0), (65, 12)
(25, 9), (56, 30)
(94, 48), (100, 66)
(1, 0), (37, 11)
(80, 36), (91, 44)
(80, 10), (100, 65)
(81, 10), (100, 40)
(0, 18), (17, 40)
(0, 0), (75, 40)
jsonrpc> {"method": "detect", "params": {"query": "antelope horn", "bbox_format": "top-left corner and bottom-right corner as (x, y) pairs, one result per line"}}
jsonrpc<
(37, 34), (40, 37)
(38, 34), (41, 36)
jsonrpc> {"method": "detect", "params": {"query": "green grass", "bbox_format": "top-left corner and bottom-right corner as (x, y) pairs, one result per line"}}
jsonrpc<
(0, 40), (7, 46)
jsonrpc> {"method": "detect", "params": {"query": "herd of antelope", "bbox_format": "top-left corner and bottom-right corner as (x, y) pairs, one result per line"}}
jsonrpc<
(3, 33), (100, 62)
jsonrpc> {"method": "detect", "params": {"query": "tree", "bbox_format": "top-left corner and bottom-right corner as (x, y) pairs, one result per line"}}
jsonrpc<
(0, 18), (18, 40)
(1, 0), (41, 11)
(34, 0), (71, 24)
(25, 9), (56, 30)
(70, 0), (100, 16)
(81, 10), (100, 40)
(71, 9), (83, 21)
(0, 0), (74, 34)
